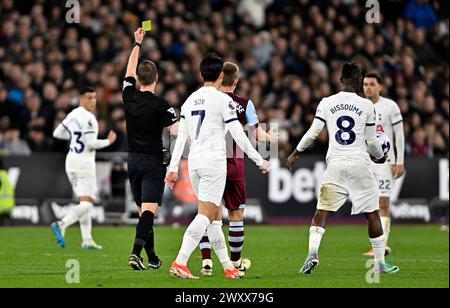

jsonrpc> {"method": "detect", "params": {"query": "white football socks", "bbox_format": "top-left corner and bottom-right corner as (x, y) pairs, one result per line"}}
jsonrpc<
(176, 214), (211, 266)
(79, 206), (93, 244)
(207, 220), (234, 270)
(380, 216), (391, 246)
(309, 226), (326, 253)
(369, 234), (386, 266)
(60, 201), (92, 231)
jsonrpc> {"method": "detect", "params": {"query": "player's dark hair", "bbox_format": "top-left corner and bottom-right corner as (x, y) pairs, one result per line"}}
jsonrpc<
(200, 53), (224, 82)
(364, 72), (384, 85)
(341, 62), (361, 81)
(222, 62), (239, 87)
(137, 60), (158, 86)
(80, 87), (95, 95)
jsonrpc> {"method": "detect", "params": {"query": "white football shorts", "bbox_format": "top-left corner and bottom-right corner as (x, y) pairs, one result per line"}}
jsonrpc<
(371, 162), (394, 197)
(66, 171), (97, 200)
(189, 166), (227, 207)
(317, 163), (380, 215)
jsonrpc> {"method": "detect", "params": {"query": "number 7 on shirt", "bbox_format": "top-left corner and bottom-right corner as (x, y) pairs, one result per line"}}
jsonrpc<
(192, 110), (206, 139)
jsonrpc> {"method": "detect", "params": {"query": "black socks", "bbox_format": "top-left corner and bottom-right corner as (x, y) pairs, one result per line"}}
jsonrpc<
(132, 211), (155, 257)
(144, 229), (158, 263)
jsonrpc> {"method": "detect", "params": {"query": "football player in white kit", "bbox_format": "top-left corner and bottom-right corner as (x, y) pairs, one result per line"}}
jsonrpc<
(363, 73), (405, 256)
(51, 87), (117, 250)
(165, 53), (270, 279)
(287, 63), (399, 275)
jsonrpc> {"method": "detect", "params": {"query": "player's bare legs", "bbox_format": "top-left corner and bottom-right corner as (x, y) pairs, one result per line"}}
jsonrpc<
(365, 210), (383, 238)
(311, 209), (332, 228)
(129, 203), (159, 270)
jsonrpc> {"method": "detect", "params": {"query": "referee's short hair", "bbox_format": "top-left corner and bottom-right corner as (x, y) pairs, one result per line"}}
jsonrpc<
(137, 60), (158, 85)
(200, 53), (224, 82)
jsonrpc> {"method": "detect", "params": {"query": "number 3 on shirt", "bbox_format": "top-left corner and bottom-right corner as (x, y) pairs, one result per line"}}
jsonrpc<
(335, 116), (356, 145)
(192, 110), (206, 139)
(72, 131), (85, 153)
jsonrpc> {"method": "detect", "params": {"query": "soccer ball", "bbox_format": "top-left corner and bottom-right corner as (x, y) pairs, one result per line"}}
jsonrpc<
(376, 132), (391, 154)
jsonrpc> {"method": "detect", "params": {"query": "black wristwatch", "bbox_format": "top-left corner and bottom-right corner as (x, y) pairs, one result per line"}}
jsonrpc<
(133, 41), (142, 48)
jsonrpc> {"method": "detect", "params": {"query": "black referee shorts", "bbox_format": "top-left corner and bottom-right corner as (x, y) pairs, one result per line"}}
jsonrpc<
(127, 153), (166, 207)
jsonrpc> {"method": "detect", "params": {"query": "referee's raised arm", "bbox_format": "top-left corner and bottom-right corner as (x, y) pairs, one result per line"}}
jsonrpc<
(122, 28), (144, 102)
(126, 28), (144, 79)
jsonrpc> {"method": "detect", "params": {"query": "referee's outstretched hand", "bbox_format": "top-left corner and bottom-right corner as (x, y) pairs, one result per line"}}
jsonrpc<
(134, 28), (145, 44)
(165, 171), (179, 190)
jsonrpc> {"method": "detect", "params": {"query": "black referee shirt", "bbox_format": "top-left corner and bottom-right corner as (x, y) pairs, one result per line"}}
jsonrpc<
(122, 76), (178, 155)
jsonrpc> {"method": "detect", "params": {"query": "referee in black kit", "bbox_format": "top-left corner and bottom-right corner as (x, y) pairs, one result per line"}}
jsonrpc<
(123, 28), (179, 270)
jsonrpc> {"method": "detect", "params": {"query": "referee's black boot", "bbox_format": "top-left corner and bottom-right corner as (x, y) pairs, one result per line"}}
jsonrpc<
(148, 256), (162, 270)
(128, 254), (146, 271)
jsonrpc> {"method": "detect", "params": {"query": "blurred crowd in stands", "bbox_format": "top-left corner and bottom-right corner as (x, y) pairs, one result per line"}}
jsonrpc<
(0, 0), (448, 159)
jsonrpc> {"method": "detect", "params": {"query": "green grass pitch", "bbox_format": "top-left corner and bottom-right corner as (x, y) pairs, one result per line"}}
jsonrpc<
(0, 225), (448, 288)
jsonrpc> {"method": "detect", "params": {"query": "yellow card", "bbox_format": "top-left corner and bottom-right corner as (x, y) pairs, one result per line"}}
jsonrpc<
(142, 20), (152, 31)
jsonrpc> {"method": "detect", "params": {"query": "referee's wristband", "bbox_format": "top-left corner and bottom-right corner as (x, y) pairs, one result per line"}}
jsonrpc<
(133, 41), (142, 48)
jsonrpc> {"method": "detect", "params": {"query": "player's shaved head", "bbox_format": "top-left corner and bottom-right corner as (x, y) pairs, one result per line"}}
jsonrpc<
(137, 60), (158, 86)
(222, 62), (239, 87)
(200, 53), (224, 82)
(341, 62), (361, 80)
(341, 62), (362, 92)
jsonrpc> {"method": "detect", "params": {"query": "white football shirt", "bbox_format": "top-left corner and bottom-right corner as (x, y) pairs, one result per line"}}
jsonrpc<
(315, 92), (377, 165)
(373, 96), (403, 164)
(178, 86), (239, 170)
(61, 107), (100, 173)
